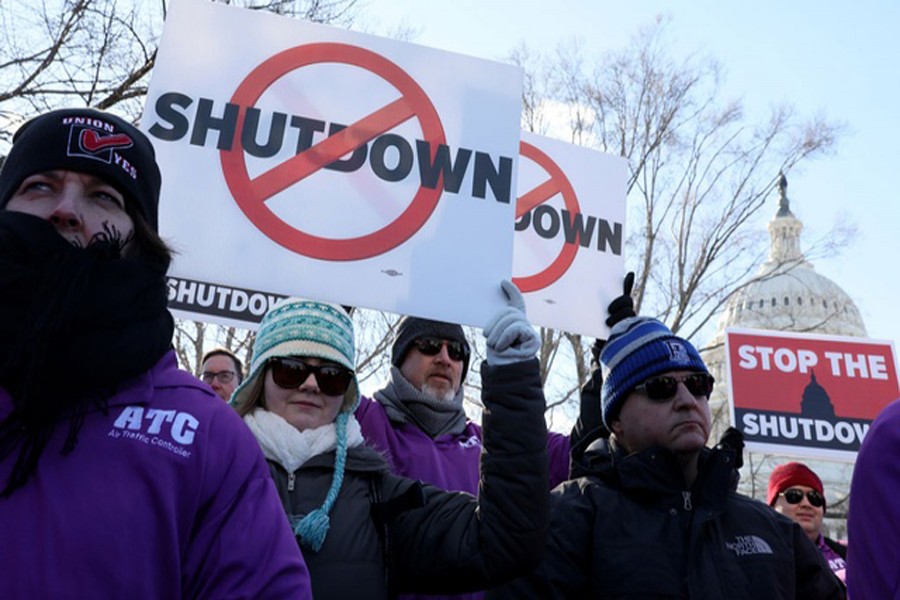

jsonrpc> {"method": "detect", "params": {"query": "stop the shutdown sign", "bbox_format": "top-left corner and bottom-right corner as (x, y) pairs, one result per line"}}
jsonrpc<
(143, 0), (523, 328)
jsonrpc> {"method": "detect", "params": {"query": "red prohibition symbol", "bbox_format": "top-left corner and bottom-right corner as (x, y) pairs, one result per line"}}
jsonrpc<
(221, 43), (447, 261)
(512, 140), (582, 293)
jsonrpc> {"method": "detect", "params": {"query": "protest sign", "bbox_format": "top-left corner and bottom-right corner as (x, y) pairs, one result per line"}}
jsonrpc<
(514, 132), (627, 337)
(726, 327), (899, 461)
(143, 0), (522, 328)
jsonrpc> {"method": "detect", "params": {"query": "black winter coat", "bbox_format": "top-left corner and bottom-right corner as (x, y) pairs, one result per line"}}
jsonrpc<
(269, 359), (550, 600)
(489, 439), (845, 600)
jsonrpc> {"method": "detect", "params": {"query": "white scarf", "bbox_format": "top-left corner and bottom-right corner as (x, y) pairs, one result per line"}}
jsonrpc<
(243, 408), (364, 473)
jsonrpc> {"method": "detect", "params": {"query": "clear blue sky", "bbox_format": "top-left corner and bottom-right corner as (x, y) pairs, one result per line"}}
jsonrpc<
(359, 0), (900, 352)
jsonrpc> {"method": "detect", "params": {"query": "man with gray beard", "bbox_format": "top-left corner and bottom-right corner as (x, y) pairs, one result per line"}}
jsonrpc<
(355, 306), (572, 600)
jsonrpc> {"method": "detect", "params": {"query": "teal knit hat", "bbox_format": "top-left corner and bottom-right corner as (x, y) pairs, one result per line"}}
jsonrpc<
(231, 298), (359, 413)
(231, 297), (359, 552)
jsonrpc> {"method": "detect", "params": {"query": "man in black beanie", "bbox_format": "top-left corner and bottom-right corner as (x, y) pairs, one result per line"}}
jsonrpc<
(353, 284), (566, 600)
(0, 107), (311, 598)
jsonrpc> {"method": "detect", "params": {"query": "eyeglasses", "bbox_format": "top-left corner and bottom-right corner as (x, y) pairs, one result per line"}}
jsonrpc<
(634, 373), (715, 401)
(201, 370), (236, 385)
(412, 337), (468, 362)
(780, 488), (825, 508)
(268, 357), (353, 396)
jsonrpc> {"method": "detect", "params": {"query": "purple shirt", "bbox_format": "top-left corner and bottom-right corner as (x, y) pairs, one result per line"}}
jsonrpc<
(817, 535), (846, 584)
(0, 350), (311, 599)
(356, 395), (570, 600)
(848, 397), (900, 599)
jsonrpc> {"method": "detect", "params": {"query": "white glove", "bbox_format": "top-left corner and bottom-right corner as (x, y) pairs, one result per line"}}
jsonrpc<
(483, 280), (541, 365)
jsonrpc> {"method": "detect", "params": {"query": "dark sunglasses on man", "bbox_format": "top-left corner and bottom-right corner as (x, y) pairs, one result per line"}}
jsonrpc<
(268, 357), (353, 396)
(779, 488), (825, 508)
(412, 336), (469, 362)
(634, 372), (715, 401)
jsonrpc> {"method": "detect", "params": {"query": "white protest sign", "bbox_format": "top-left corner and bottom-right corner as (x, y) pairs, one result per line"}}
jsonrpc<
(513, 132), (627, 338)
(142, 0), (523, 328)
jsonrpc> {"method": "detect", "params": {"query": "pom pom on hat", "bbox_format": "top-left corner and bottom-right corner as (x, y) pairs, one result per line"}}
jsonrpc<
(291, 411), (352, 551)
(599, 316), (709, 429)
(767, 462), (825, 508)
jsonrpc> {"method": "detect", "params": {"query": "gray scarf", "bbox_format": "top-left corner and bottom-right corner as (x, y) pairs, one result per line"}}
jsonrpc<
(373, 366), (468, 438)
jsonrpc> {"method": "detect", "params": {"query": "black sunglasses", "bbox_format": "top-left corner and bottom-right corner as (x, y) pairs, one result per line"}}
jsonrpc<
(634, 372), (715, 401)
(268, 357), (353, 396)
(780, 488), (825, 508)
(412, 336), (468, 362)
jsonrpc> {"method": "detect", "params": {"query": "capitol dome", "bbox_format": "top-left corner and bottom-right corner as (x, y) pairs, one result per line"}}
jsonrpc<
(712, 174), (866, 339)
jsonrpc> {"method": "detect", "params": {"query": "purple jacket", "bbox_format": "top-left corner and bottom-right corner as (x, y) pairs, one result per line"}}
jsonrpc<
(848, 397), (900, 599)
(356, 393), (570, 600)
(0, 350), (311, 599)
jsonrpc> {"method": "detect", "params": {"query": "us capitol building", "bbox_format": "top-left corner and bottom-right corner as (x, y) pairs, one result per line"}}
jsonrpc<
(701, 174), (865, 539)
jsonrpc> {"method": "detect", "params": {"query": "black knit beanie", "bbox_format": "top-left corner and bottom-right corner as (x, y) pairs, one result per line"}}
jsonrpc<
(0, 108), (161, 230)
(391, 317), (471, 381)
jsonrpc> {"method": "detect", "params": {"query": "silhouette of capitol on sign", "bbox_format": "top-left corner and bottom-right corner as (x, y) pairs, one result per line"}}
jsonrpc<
(800, 372), (836, 420)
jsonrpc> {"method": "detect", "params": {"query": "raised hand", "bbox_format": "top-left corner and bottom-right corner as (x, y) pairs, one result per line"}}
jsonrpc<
(484, 280), (541, 366)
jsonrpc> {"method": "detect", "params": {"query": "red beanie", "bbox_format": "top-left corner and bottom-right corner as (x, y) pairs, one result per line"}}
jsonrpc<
(767, 462), (824, 507)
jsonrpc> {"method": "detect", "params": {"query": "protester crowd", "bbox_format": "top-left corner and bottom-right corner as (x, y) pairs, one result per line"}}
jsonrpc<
(1, 106), (883, 599)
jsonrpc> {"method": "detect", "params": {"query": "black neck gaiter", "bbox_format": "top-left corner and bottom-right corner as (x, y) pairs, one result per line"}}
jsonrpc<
(0, 212), (174, 496)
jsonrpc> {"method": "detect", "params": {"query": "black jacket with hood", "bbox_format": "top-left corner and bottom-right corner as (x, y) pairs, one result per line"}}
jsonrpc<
(489, 438), (845, 600)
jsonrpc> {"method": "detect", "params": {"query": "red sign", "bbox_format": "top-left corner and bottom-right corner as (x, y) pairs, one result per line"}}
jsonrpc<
(220, 43), (446, 261)
(727, 328), (899, 456)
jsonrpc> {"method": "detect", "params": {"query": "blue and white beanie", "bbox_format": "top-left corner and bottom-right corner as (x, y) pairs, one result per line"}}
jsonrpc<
(600, 316), (708, 429)
(231, 298), (359, 413)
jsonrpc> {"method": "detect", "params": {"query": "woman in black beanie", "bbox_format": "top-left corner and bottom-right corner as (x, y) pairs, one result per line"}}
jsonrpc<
(0, 108), (311, 599)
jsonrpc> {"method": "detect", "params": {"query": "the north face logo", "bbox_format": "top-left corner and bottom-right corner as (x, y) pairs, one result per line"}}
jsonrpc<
(725, 535), (773, 556)
(665, 340), (690, 363)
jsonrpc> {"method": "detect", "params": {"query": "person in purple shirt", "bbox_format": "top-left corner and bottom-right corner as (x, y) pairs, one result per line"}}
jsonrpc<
(847, 397), (900, 599)
(355, 312), (570, 495)
(0, 107), (311, 599)
(767, 462), (847, 589)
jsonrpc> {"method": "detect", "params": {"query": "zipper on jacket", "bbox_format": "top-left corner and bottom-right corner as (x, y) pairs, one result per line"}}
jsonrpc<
(287, 472), (296, 492)
(682, 490), (692, 511)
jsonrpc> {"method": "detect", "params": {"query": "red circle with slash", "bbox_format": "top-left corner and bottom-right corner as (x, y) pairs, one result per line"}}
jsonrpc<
(512, 140), (582, 292)
(221, 43), (446, 260)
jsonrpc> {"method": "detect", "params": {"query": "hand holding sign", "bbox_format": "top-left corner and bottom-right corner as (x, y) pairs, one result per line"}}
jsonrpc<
(484, 280), (541, 366)
(606, 271), (636, 327)
(591, 271), (637, 366)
